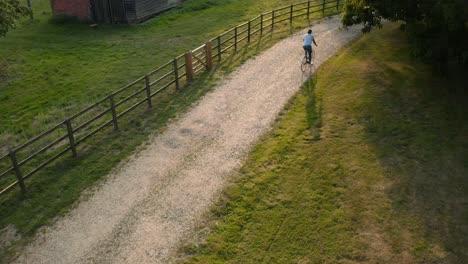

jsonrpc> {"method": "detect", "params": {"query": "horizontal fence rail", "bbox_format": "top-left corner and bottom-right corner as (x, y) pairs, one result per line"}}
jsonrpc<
(0, 0), (345, 197)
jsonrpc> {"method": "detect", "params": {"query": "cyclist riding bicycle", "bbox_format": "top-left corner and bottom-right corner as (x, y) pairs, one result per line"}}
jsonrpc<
(303, 29), (318, 64)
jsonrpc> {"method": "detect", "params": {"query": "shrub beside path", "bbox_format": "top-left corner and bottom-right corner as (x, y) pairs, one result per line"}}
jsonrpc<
(14, 16), (361, 264)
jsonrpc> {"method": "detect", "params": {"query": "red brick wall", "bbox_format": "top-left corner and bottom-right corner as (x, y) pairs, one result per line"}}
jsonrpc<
(52, 0), (91, 20)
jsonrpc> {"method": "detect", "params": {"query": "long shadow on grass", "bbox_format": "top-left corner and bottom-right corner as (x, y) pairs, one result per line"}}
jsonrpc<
(303, 77), (323, 138)
(360, 51), (468, 261)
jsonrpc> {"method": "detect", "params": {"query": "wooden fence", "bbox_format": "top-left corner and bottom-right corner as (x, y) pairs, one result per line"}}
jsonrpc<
(0, 0), (345, 196)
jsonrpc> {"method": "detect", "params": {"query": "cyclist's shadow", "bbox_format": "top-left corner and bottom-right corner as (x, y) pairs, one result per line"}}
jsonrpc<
(301, 63), (316, 82)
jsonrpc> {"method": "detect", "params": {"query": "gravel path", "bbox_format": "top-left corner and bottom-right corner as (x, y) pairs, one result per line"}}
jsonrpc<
(14, 16), (361, 264)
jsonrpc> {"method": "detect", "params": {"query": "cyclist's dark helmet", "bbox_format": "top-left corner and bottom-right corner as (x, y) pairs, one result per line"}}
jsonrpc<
(308, 29), (312, 34)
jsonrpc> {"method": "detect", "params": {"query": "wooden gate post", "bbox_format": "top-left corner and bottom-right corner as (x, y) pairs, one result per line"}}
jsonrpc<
(290, 4), (293, 24)
(9, 151), (26, 194)
(205, 41), (213, 69)
(322, 0), (326, 13)
(173, 59), (180, 90)
(145, 75), (152, 108)
(234, 27), (238, 50)
(65, 120), (77, 157)
(337, 0), (340, 10)
(109, 95), (119, 131)
(307, 1), (311, 19)
(185, 52), (194, 82)
(247, 20), (251, 43)
(272, 11), (275, 30)
(260, 14), (264, 34)
(217, 36), (222, 61)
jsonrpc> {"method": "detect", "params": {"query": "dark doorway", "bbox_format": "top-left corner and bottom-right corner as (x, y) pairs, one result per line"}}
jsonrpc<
(91, 0), (126, 23)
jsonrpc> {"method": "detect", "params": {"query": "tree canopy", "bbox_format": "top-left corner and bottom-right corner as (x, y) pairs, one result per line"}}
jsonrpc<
(0, 0), (30, 36)
(341, 0), (468, 69)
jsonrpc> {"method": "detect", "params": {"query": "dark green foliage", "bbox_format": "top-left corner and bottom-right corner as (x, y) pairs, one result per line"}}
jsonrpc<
(341, 0), (468, 71)
(0, 0), (30, 36)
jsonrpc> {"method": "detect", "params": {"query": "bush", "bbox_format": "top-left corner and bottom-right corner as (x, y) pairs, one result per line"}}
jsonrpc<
(0, 0), (30, 36)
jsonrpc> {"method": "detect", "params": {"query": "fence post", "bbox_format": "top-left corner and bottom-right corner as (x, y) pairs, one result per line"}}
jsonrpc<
(205, 41), (213, 69)
(290, 4), (293, 24)
(272, 11), (275, 30)
(185, 52), (194, 82)
(247, 20), (251, 43)
(337, 0), (340, 10)
(234, 26), (238, 50)
(9, 151), (26, 194)
(109, 95), (119, 131)
(145, 75), (152, 108)
(322, 0), (325, 13)
(217, 36), (222, 61)
(307, 1), (311, 19)
(260, 14), (264, 34)
(65, 120), (77, 157)
(173, 59), (179, 90)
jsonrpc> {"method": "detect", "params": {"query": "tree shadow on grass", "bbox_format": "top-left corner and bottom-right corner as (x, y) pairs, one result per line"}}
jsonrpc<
(361, 58), (468, 262)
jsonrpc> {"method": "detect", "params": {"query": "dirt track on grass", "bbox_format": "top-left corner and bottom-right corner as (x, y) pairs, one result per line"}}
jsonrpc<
(14, 16), (361, 264)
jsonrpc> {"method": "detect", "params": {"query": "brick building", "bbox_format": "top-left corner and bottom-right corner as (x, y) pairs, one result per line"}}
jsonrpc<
(51, 0), (185, 23)
(51, 0), (91, 21)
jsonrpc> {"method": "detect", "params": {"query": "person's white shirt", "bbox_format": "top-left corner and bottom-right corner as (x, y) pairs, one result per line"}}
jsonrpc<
(303, 33), (314, 46)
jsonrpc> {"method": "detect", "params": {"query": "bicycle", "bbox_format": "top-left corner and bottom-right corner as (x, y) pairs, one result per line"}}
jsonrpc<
(301, 49), (315, 72)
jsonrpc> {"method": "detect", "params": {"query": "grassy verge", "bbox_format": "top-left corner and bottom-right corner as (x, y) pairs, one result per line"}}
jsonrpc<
(0, 0), (340, 261)
(179, 24), (468, 263)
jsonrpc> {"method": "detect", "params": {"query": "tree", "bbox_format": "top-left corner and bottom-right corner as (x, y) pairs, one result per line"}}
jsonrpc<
(341, 0), (468, 70)
(0, 0), (30, 36)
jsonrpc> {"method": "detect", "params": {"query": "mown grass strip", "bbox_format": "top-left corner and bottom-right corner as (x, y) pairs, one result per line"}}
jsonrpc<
(179, 24), (468, 263)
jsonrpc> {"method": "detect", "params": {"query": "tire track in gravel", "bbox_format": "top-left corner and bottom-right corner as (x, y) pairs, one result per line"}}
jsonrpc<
(14, 16), (362, 264)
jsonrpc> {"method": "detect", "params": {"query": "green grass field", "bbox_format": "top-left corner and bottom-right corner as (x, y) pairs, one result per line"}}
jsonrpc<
(0, 0), (319, 145)
(179, 24), (468, 263)
(0, 0), (339, 261)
